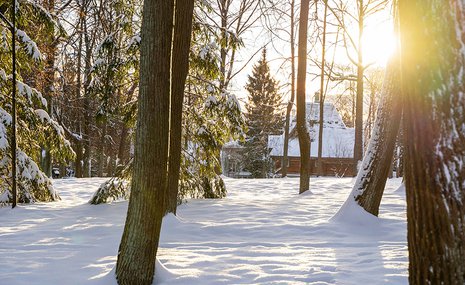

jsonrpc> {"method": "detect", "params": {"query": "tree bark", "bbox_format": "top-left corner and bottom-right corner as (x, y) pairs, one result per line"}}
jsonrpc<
(165, 0), (195, 215)
(39, 0), (57, 178)
(281, 0), (296, 178)
(399, 0), (465, 283)
(296, 0), (311, 194)
(74, 9), (84, 178)
(353, 0), (364, 165)
(352, 59), (402, 216)
(82, 20), (93, 178)
(115, 0), (173, 284)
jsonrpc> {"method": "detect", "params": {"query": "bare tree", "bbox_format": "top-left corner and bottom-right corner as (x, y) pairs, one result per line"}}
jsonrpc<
(399, 0), (465, 283)
(316, 0), (328, 175)
(329, 0), (388, 166)
(260, 0), (299, 177)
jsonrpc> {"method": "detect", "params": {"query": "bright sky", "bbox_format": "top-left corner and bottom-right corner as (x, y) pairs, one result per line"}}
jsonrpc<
(231, 1), (396, 105)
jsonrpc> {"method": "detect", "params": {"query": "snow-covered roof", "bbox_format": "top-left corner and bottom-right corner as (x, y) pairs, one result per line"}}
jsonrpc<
(268, 126), (354, 158)
(223, 140), (244, 149)
(302, 102), (346, 128)
(269, 102), (354, 158)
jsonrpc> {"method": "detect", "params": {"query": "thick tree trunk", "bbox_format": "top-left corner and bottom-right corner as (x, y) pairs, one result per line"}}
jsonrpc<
(281, 0), (296, 178)
(296, 0), (311, 194)
(399, 0), (465, 283)
(165, 0), (195, 215)
(351, 59), (402, 216)
(115, 0), (173, 284)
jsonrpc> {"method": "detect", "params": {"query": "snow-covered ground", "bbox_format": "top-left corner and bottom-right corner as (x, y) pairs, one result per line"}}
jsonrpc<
(0, 177), (407, 285)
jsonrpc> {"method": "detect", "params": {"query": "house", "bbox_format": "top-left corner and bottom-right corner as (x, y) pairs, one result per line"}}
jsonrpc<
(220, 140), (251, 178)
(268, 101), (357, 177)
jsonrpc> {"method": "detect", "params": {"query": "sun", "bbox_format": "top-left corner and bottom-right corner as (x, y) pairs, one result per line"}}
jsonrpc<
(362, 20), (397, 67)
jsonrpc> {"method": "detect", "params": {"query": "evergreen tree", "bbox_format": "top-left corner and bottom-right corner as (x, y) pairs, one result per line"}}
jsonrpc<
(244, 48), (283, 178)
(90, 2), (245, 204)
(0, 1), (74, 204)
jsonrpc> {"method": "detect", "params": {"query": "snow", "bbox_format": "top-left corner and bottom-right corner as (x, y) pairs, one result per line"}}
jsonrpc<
(269, 127), (354, 157)
(268, 102), (354, 158)
(0, 177), (407, 284)
(16, 29), (42, 61)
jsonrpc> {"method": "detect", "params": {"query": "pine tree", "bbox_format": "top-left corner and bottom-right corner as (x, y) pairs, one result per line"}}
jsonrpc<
(0, 1), (74, 205)
(244, 48), (283, 178)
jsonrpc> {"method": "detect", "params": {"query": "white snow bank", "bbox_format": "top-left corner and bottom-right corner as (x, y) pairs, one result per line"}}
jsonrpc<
(0, 177), (407, 285)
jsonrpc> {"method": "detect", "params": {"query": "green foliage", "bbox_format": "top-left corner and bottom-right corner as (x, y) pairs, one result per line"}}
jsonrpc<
(89, 0), (140, 125)
(0, 1), (74, 204)
(91, 5), (245, 204)
(89, 159), (131, 204)
(243, 48), (284, 178)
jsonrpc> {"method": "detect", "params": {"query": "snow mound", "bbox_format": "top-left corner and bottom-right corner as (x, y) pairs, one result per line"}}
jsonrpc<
(330, 196), (380, 227)
(394, 183), (405, 193)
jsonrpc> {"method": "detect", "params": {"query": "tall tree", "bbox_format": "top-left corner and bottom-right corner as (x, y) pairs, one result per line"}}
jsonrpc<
(243, 48), (283, 178)
(330, 0), (388, 165)
(115, 0), (173, 284)
(260, 0), (298, 178)
(165, 0), (195, 214)
(316, 0), (328, 176)
(0, 0), (74, 204)
(281, 0), (296, 178)
(399, 0), (465, 283)
(296, 0), (311, 193)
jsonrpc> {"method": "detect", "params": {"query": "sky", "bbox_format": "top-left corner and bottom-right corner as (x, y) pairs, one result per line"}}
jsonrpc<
(229, 0), (395, 106)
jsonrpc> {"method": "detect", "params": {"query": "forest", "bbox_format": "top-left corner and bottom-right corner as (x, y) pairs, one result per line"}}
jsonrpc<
(0, 0), (464, 284)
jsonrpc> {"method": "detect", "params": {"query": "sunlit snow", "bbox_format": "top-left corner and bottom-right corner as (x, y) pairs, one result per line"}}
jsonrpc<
(0, 177), (407, 284)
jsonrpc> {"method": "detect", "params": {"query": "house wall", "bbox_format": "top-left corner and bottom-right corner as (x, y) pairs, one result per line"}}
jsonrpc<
(272, 157), (357, 177)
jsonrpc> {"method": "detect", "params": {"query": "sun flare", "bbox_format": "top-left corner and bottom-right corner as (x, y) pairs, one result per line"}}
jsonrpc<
(362, 21), (397, 66)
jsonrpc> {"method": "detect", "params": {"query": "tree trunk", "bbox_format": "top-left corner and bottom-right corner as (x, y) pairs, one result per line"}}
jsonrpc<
(353, 0), (364, 165)
(115, 0), (173, 284)
(296, 0), (311, 194)
(281, 0), (296, 178)
(97, 123), (106, 177)
(74, 141), (83, 177)
(39, 0), (57, 178)
(399, 0), (465, 283)
(74, 10), (84, 178)
(117, 123), (128, 165)
(82, 23), (93, 178)
(317, 0), (328, 176)
(351, 59), (402, 216)
(165, 0), (195, 215)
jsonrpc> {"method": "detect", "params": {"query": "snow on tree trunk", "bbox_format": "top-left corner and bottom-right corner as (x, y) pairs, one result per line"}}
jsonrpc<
(296, 0), (311, 193)
(399, 0), (465, 283)
(115, 0), (173, 284)
(334, 59), (402, 218)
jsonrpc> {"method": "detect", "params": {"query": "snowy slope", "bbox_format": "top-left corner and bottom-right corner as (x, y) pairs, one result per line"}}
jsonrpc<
(0, 177), (407, 285)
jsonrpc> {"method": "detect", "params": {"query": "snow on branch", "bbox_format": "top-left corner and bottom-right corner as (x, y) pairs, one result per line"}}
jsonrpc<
(16, 29), (42, 61)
